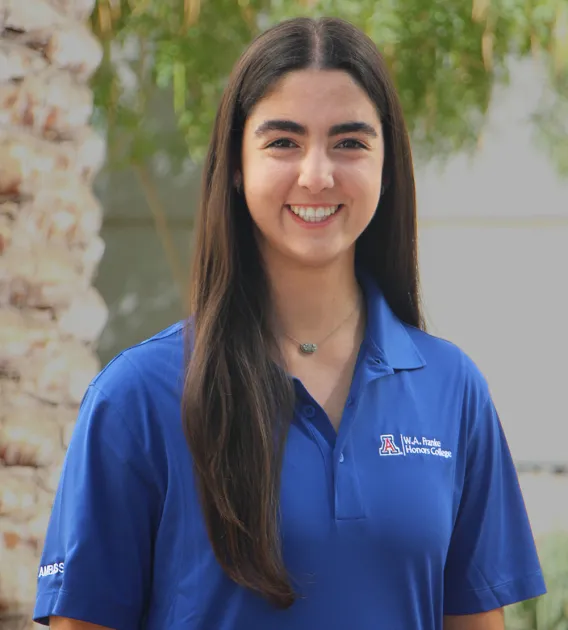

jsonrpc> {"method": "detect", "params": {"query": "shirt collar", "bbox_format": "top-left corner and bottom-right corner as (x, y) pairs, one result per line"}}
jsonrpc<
(357, 269), (426, 371)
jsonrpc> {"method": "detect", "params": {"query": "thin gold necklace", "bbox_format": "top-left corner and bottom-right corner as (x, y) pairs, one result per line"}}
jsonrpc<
(283, 298), (361, 355)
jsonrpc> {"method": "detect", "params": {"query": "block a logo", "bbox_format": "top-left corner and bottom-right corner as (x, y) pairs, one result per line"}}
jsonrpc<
(379, 434), (403, 456)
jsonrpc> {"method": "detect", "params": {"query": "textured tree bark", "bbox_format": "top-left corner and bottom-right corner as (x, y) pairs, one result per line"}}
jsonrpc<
(0, 0), (105, 626)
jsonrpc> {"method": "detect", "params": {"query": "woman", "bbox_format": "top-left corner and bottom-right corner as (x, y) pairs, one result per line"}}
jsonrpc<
(34, 16), (546, 630)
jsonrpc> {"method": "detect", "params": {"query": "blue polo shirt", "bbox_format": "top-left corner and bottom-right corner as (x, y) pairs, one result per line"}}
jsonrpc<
(34, 273), (546, 629)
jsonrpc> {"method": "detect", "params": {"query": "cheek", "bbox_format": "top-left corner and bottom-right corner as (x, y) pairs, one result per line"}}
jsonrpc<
(342, 163), (382, 209)
(245, 160), (296, 206)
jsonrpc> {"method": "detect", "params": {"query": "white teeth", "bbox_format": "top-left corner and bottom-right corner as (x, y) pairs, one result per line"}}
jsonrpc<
(289, 205), (340, 223)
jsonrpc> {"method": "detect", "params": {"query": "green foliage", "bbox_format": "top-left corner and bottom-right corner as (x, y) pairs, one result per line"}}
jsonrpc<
(506, 533), (568, 630)
(532, 71), (568, 177)
(90, 0), (260, 171)
(89, 0), (568, 174)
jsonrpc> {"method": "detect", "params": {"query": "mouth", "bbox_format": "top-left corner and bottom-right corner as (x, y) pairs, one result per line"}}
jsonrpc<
(286, 204), (343, 224)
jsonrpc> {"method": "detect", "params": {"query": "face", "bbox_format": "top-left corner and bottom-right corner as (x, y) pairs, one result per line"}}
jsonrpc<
(241, 68), (385, 270)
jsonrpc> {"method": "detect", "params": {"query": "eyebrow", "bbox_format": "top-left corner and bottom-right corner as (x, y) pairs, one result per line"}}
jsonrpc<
(254, 119), (379, 138)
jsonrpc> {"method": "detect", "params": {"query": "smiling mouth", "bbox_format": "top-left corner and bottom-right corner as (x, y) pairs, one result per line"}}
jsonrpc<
(287, 204), (343, 223)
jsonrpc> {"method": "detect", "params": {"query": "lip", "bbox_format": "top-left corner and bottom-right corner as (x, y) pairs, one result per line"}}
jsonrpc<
(285, 204), (343, 228)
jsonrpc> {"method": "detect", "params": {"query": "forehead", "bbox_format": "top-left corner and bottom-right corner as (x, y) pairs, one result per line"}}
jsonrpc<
(247, 69), (380, 128)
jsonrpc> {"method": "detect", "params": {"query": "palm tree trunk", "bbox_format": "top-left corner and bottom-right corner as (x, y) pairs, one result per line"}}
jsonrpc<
(0, 0), (105, 626)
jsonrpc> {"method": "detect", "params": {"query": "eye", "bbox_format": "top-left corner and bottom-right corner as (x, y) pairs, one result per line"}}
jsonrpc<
(336, 138), (368, 150)
(266, 138), (298, 149)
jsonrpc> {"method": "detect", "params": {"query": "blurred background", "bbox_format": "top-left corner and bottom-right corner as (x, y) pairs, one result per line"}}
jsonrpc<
(0, 0), (567, 628)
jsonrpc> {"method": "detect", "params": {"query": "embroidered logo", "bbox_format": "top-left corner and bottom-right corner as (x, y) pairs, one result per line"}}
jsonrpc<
(379, 434), (452, 459)
(38, 562), (64, 578)
(379, 434), (403, 455)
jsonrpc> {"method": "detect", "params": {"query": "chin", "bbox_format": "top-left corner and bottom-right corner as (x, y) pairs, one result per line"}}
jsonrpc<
(258, 233), (354, 270)
(284, 246), (350, 270)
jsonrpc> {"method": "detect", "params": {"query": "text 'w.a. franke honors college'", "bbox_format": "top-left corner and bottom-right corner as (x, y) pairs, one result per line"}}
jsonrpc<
(379, 434), (453, 459)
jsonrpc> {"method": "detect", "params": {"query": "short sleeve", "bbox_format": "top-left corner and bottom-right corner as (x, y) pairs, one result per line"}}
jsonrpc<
(443, 394), (547, 615)
(33, 383), (163, 629)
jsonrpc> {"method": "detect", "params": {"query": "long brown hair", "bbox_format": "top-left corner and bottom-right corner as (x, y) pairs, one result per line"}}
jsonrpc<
(183, 17), (424, 609)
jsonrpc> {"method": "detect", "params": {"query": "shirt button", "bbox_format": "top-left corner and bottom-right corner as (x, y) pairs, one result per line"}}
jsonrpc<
(303, 405), (315, 418)
(339, 452), (345, 463)
(346, 396), (354, 406)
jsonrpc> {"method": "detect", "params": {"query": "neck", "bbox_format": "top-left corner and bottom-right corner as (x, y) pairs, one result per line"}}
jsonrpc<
(264, 252), (362, 345)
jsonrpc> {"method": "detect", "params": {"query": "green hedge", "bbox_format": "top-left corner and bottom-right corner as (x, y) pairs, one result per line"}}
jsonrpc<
(506, 533), (568, 630)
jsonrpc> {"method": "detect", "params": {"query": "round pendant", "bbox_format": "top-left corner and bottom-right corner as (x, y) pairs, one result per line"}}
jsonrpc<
(299, 343), (317, 354)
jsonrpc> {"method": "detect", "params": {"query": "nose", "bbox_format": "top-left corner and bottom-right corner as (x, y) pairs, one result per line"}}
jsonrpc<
(297, 149), (334, 194)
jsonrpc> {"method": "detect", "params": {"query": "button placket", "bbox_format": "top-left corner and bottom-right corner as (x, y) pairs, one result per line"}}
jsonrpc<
(334, 419), (366, 520)
(303, 405), (316, 419)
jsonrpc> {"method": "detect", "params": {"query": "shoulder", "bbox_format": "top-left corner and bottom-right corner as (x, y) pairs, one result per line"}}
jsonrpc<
(402, 326), (512, 473)
(91, 319), (186, 404)
(72, 320), (187, 478)
(402, 323), (492, 412)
